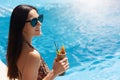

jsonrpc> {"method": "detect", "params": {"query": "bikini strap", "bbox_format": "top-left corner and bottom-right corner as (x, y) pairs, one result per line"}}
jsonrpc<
(25, 41), (34, 49)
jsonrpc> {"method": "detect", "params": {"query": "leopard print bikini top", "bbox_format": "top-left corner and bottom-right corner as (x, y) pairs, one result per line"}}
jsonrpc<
(37, 56), (50, 80)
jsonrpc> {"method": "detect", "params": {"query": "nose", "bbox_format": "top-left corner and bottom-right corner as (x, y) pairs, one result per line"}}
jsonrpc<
(37, 21), (41, 26)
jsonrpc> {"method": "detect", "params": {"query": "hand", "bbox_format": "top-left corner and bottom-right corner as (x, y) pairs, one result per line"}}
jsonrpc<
(52, 58), (69, 76)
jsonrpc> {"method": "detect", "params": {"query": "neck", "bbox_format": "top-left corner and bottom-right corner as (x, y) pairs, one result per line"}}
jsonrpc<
(23, 36), (34, 49)
(24, 39), (32, 44)
(23, 34), (32, 45)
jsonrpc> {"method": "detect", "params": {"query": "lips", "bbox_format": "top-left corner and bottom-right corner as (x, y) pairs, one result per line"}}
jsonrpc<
(35, 28), (40, 31)
(35, 27), (41, 32)
(35, 30), (39, 31)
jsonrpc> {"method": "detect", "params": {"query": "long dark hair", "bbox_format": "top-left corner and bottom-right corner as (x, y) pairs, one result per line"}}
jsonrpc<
(6, 4), (37, 79)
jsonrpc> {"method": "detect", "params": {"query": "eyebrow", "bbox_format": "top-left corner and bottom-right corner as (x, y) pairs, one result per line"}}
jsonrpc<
(27, 15), (39, 20)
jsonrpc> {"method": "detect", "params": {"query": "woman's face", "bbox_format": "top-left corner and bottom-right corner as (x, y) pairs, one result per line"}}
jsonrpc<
(23, 9), (42, 38)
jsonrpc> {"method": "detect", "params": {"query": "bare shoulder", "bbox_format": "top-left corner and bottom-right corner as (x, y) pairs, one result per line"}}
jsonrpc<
(21, 50), (41, 79)
(17, 49), (40, 70)
(27, 50), (41, 63)
(23, 50), (41, 71)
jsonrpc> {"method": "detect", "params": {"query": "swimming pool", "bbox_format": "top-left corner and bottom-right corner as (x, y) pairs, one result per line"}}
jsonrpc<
(0, 0), (120, 80)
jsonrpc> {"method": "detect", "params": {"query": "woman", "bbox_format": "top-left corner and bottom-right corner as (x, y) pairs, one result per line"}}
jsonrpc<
(6, 4), (69, 80)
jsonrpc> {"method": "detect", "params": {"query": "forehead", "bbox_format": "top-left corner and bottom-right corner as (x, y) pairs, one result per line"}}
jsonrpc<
(28, 9), (39, 19)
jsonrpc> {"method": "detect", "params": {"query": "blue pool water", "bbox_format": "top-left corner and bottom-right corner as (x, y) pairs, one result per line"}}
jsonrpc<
(0, 0), (120, 80)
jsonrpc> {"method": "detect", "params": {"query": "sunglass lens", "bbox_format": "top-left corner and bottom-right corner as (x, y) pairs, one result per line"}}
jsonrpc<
(38, 14), (43, 23)
(31, 18), (37, 27)
(30, 14), (43, 27)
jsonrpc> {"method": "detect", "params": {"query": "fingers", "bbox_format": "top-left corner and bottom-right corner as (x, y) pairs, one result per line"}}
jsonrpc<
(54, 57), (69, 70)
(59, 58), (68, 63)
(61, 59), (69, 71)
(53, 57), (69, 75)
(60, 58), (68, 66)
(64, 63), (69, 70)
(64, 63), (69, 68)
(60, 63), (69, 72)
(61, 60), (68, 65)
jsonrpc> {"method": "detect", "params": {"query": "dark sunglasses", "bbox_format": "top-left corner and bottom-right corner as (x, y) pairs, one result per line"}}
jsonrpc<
(26, 14), (43, 27)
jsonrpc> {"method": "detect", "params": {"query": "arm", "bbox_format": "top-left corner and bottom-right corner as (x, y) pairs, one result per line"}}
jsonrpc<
(42, 70), (56, 80)
(43, 58), (69, 80)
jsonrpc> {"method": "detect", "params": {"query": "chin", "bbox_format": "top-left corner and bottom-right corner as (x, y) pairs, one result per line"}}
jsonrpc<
(35, 34), (41, 36)
(35, 32), (42, 36)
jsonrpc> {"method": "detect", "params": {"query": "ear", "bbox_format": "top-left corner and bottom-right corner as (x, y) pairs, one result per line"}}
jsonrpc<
(22, 26), (27, 34)
(22, 29), (26, 35)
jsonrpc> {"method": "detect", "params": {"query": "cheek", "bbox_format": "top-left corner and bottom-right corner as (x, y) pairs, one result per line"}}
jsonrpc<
(23, 24), (35, 35)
